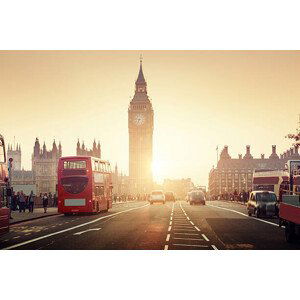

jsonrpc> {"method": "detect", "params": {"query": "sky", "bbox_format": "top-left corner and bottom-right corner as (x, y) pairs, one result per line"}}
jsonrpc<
(0, 50), (299, 185)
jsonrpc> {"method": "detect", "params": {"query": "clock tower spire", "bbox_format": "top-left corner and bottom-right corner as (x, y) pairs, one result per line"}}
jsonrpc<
(128, 57), (154, 194)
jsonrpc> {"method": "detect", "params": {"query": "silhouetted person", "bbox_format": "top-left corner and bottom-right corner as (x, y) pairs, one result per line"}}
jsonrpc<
(28, 191), (34, 213)
(42, 193), (48, 213)
(19, 191), (26, 212)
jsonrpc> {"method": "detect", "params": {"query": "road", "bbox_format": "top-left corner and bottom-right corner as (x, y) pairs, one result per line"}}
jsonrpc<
(1, 200), (300, 250)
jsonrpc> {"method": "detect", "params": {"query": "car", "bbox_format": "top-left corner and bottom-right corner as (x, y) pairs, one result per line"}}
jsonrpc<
(247, 190), (278, 218)
(187, 190), (206, 205)
(149, 190), (165, 204)
(165, 191), (176, 202)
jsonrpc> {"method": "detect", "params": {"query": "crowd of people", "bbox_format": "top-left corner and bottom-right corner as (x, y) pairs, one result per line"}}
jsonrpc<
(10, 191), (58, 214)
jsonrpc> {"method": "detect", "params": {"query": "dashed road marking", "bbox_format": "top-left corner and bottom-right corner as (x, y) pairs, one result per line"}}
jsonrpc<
(212, 245), (218, 250)
(172, 243), (209, 248)
(166, 234), (170, 242)
(13, 236), (20, 239)
(187, 217), (190, 220)
(164, 245), (169, 250)
(190, 221), (194, 225)
(74, 228), (102, 235)
(194, 226), (200, 231)
(174, 232), (199, 236)
(25, 233), (31, 236)
(169, 221), (172, 226)
(202, 234), (209, 241)
(168, 226), (172, 232)
(173, 237), (204, 241)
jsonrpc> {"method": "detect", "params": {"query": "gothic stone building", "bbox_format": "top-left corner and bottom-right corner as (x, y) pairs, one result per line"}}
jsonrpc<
(76, 140), (101, 158)
(32, 138), (62, 195)
(128, 59), (154, 194)
(7, 143), (21, 170)
(208, 145), (300, 197)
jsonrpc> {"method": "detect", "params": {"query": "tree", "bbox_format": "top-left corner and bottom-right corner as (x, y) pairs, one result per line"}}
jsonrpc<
(286, 131), (300, 147)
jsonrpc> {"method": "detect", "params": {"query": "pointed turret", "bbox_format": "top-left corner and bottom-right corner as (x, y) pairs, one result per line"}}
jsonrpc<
(97, 141), (101, 158)
(58, 142), (62, 157)
(93, 139), (97, 150)
(34, 138), (40, 158)
(133, 56), (149, 100)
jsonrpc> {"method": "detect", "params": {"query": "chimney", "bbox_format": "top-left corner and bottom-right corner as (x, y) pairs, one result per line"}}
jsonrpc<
(295, 146), (299, 155)
(238, 154), (242, 159)
(290, 147), (294, 156)
(272, 145), (276, 154)
(261, 154), (265, 159)
(287, 149), (291, 157)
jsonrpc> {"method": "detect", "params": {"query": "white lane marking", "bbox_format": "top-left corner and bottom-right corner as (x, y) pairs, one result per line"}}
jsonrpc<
(74, 228), (101, 235)
(174, 229), (196, 232)
(174, 232), (199, 236)
(202, 234), (209, 241)
(190, 221), (194, 225)
(187, 217), (190, 220)
(13, 236), (20, 239)
(173, 237), (204, 241)
(3, 239), (9, 242)
(194, 226), (200, 231)
(168, 226), (172, 232)
(166, 234), (170, 242)
(207, 204), (281, 228)
(173, 226), (193, 229)
(212, 245), (218, 250)
(173, 243), (209, 248)
(169, 221), (172, 226)
(170, 217), (173, 221)
(25, 233), (31, 236)
(164, 245), (169, 250)
(2, 203), (149, 250)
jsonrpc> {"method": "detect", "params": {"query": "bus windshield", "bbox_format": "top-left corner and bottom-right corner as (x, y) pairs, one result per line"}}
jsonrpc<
(61, 177), (88, 194)
(63, 160), (86, 169)
(256, 192), (277, 202)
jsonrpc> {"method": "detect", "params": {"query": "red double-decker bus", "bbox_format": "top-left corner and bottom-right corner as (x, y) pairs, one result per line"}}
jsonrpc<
(58, 156), (113, 215)
(0, 134), (10, 235)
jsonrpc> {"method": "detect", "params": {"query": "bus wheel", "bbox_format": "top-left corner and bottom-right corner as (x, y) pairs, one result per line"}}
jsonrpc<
(64, 213), (71, 216)
(285, 222), (295, 243)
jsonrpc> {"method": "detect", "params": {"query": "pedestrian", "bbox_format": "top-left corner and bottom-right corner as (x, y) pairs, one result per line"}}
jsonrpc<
(42, 193), (48, 213)
(28, 191), (35, 213)
(53, 193), (58, 207)
(19, 191), (26, 213)
(48, 192), (53, 207)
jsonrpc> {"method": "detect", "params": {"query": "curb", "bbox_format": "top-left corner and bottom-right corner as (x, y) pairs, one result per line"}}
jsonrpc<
(10, 213), (60, 225)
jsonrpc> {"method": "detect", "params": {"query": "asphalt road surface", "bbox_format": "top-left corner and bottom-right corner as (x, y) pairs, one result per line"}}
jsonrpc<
(1, 200), (300, 250)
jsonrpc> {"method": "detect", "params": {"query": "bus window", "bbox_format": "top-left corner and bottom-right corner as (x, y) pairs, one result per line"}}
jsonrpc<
(95, 186), (104, 196)
(64, 160), (86, 169)
(0, 139), (5, 163)
(100, 162), (105, 172)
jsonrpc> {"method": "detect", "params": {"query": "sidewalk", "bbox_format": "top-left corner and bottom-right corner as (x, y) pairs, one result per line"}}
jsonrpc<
(10, 207), (59, 225)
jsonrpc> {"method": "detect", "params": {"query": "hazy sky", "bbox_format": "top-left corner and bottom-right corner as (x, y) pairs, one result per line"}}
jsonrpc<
(0, 50), (299, 185)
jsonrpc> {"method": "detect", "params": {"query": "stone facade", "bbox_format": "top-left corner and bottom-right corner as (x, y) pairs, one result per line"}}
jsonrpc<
(76, 140), (101, 158)
(128, 59), (154, 194)
(111, 164), (130, 196)
(208, 145), (300, 197)
(32, 138), (62, 195)
(7, 143), (21, 170)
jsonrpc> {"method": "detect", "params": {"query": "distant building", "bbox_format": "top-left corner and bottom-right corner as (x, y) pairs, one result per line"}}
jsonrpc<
(208, 145), (300, 197)
(32, 138), (62, 195)
(111, 164), (130, 196)
(163, 178), (194, 199)
(7, 143), (21, 170)
(76, 139), (101, 158)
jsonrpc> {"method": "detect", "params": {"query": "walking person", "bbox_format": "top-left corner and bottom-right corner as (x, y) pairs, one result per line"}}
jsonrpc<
(19, 191), (26, 212)
(28, 191), (35, 213)
(42, 193), (48, 213)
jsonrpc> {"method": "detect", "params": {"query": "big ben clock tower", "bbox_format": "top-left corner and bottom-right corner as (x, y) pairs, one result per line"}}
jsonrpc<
(128, 58), (154, 194)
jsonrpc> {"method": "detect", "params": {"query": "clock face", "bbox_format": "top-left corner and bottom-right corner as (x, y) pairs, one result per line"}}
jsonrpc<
(134, 113), (145, 126)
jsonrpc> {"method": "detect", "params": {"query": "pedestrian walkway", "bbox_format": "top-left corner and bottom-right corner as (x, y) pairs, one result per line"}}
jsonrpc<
(10, 208), (59, 224)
